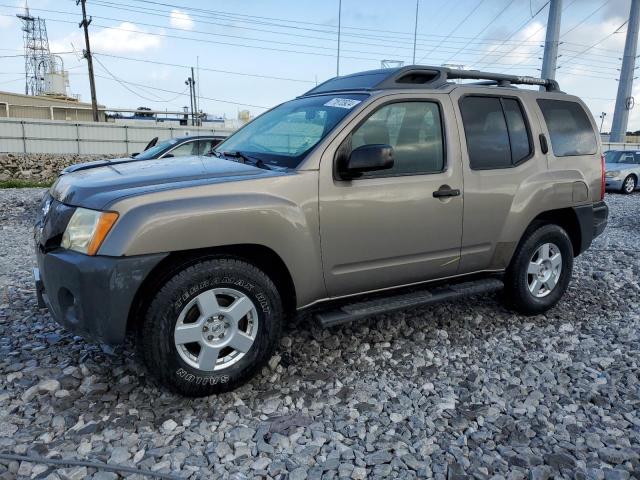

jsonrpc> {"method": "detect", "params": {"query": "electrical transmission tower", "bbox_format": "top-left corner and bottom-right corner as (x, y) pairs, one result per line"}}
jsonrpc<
(611, 0), (640, 143)
(16, 5), (52, 96)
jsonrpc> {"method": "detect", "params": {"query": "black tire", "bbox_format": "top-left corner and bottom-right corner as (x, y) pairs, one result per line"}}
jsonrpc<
(622, 175), (637, 194)
(138, 257), (283, 397)
(504, 224), (573, 316)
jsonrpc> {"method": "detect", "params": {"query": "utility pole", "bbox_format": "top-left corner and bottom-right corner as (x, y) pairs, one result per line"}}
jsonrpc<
(77, 0), (99, 121)
(412, 0), (419, 64)
(185, 75), (195, 126)
(336, 0), (341, 76)
(191, 66), (198, 126)
(540, 0), (562, 90)
(599, 112), (607, 134)
(611, 0), (640, 143)
(196, 57), (201, 125)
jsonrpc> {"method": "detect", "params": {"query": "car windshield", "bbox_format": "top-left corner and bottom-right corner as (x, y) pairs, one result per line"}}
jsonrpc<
(214, 93), (369, 168)
(135, 138), (179, 160)
(604, 150), (636, 164)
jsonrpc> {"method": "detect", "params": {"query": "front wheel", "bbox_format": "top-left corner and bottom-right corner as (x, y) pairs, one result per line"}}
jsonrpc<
(622, 175), (637, 194)
(138, 258), (283, 397)
(504, 224), (573, 315)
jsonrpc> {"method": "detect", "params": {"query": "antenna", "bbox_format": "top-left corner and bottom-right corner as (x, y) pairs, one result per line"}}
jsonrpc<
(17, 1), (53, 96)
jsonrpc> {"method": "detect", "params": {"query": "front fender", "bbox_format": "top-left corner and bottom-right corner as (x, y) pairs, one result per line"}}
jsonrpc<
(99, 172), (325, 306)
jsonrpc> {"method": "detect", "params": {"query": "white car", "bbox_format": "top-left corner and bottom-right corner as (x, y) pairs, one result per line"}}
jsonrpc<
(605, 150), (640, 194)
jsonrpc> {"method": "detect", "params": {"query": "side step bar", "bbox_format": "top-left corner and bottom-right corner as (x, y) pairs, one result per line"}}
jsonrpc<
(315, 278), (504, 328)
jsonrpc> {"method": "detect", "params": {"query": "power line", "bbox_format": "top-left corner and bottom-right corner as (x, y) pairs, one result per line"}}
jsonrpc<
(416, 0), (488, 64)
(93, 73), (270, 109)
(93, 55), (184, 102)
(4, 2), (556, 56)
(560, 0), (612, 38)
(443, 0), (518, 64)
(0, 8), (578, 66)
(90, 0), (625, 54)
(472, 1), (550, 66)
(63, 0), (561, 48)
(93, 53), (315, 84)
(558, 21), (627, 68)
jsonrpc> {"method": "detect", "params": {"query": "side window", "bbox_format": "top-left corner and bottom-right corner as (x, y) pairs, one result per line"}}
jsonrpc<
(166, 141), (197, 157)
(459, 96), (532, 170)
(536, 99), (597, 157)
(350, 101), (444, 176)
(503, 99), (531, 163)
(197, 139), (216, 155)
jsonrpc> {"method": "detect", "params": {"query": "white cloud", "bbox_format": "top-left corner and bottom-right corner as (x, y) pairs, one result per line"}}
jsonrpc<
(0, 15), (15, 28)
(169, 9), (194, 30)
(477, 22), (546, 68)
(50, 22), (162, 54)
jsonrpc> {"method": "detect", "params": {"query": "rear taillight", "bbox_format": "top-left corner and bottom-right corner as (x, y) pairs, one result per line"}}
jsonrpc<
(600, 154), (606, 200)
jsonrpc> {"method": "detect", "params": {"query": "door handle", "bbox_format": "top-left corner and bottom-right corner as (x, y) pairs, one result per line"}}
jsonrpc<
(433, 186), (461, 198)
(539, 133), (549, 154)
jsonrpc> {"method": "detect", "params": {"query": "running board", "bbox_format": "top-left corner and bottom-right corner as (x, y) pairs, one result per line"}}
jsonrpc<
(315, 278), (504, 328)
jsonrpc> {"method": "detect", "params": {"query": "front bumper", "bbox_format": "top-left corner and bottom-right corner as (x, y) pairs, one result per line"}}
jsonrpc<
(605, 178), (624, 190)
(34, 248), (167, 345)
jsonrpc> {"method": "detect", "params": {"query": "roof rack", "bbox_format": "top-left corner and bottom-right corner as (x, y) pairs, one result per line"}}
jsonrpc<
(445, 68), (560, 92)
(302, 65), (561, 96)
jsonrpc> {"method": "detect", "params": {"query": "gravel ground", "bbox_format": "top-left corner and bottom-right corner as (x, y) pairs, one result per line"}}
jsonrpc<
(0, 188), (639, 480)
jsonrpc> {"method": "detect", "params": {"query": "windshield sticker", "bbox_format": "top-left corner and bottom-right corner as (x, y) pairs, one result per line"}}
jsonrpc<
(324, 98), (362, 109)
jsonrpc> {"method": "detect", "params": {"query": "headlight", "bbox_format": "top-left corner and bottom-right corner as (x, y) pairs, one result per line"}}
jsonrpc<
(61, 208), (119, 255)
(605, 170), (620, 178)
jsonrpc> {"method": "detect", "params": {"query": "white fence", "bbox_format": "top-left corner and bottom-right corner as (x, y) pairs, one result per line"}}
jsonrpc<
(1, 117), (638, 156)
(0, 118), (235, 155)
(601, 142), (640, 151)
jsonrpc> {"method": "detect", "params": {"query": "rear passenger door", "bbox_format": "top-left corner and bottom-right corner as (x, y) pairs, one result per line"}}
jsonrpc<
(452, 91), (541, 273)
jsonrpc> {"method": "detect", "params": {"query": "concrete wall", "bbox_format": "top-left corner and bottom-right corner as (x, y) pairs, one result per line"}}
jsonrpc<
(0, 118), (234, 155)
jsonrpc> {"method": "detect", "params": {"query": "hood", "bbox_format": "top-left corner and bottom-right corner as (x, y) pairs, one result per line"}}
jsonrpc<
(51, 155), (285, 210)
(62, 157), (137, 174)
(605, 162), (636, 170)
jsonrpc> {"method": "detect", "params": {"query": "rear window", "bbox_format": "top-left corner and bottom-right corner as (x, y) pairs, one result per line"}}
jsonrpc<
(537, 99), (597, 157)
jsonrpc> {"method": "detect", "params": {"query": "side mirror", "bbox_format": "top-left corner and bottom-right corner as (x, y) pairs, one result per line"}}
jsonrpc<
(339, 144), (394, 179)
(163, 154), (174, 158)
(130, 152), (139, 158)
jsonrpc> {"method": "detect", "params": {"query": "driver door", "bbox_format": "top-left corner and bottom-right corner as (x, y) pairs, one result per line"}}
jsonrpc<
(319, 94), (464, 297)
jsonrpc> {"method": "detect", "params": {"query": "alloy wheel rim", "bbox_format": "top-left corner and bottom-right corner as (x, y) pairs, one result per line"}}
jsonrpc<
(174, 288), (259, 371)
(624, 177), (635, 193)
(527, 242), (562, 298)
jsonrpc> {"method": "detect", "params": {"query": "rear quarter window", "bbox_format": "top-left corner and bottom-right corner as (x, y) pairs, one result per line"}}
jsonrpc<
(537, 99), (597, 157)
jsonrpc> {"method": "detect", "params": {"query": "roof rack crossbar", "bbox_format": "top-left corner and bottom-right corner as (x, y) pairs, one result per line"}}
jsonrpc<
(443, 67), (560, 92)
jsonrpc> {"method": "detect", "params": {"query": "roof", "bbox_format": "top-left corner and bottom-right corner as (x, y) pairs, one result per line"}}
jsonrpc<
(173, 134), (225, 141)
(302, 65), (561, 97)
(0, 90), (103, 108)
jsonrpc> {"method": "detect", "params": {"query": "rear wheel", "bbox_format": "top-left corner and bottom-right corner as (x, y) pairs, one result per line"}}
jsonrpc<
(504, 224), (573, 315)
(139, 257), (283, 397)
(622, 175), (637, 194)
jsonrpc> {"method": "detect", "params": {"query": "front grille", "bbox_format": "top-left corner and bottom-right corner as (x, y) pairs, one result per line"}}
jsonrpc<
(36, 194), (75, 252)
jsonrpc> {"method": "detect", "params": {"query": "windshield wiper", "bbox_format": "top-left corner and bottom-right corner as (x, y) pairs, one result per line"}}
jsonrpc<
(221, 151), (272, 170)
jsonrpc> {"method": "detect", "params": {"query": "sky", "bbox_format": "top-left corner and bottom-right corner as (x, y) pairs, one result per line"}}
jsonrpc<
(0, 0), (636, 131)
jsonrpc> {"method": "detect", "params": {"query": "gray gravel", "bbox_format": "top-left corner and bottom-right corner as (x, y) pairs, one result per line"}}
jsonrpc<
(1, 188), (639, 480)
